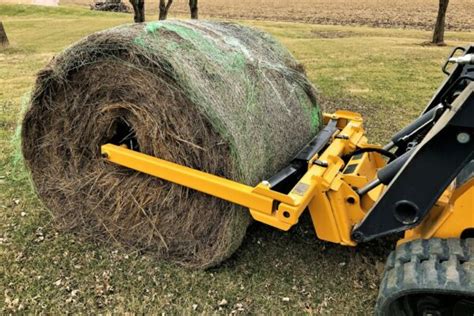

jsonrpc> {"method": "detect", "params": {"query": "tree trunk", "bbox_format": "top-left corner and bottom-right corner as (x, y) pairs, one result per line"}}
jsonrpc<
(189, 0), (198, 19)
(129, 0), (145, 23)
(432, 0), (449, 45)
(159, 0), (173, 20)
(0, 22), (9, 48)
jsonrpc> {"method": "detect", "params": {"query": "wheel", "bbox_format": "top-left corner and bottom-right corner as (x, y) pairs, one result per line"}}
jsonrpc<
(375, 238), (474, 315)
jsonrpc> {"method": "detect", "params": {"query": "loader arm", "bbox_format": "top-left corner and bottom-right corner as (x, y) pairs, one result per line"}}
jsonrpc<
(352, 81), (474, 242)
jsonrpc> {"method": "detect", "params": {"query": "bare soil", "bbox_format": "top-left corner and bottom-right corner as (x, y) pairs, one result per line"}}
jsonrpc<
(169, 0), (474, 31)
(9, 0), (474, 31)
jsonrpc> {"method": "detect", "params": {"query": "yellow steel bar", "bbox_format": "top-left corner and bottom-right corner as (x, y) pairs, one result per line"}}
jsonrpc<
(101, 144), (274, 213)
(252, 184), (296, 205)
(249, 210), (292, 231)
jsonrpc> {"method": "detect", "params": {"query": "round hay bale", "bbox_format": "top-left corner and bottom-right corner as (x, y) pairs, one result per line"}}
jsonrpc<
(21, 20), (322, 268)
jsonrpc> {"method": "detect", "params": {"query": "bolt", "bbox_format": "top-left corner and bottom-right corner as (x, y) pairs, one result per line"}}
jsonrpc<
(457, 132), (470, 144)
(314, 160), (328, 167)
(261, 180), (271, 187)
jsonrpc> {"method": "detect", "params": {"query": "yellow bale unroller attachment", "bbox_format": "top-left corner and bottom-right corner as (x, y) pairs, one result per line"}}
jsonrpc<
(100, 46), (474, 315)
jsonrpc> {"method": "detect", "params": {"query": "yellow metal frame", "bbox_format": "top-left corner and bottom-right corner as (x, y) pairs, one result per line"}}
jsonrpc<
(101, 111), (473, 247)
(400, 178), (474, 244)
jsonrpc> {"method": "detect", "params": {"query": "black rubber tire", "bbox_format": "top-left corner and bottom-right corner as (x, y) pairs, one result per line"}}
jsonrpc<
(375, 238), (474, 316)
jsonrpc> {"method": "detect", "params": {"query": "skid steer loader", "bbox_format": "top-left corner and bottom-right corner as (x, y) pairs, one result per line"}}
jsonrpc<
(101, 45), (474, 315)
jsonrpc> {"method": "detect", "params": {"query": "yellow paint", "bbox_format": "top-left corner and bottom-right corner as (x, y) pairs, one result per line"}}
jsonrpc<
(101, 111), (374, 237)
(101, 110), (472, 247)
(401, 178), (474, 244)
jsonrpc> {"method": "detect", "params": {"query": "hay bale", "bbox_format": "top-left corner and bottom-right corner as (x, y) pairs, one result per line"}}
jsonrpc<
(21, 21), (322, 268)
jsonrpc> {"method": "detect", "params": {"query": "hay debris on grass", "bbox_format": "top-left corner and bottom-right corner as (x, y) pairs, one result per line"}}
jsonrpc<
(21, 20), (322, 268)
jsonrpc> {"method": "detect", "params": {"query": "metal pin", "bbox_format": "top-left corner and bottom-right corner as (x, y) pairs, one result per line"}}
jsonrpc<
(261, 180), (271, 187)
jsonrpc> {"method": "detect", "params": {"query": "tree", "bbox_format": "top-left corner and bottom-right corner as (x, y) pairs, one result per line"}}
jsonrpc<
(159, 0), (173, 20)
(158, 0), (197, 21)
(0, 22), (8, 48)
(432, 0), (449, 45)
(189, 0), (198, 19)
(129, 0), (145, 23)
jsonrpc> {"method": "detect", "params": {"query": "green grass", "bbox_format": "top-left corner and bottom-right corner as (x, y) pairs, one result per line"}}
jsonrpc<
(0, 4), (121, 17)
(1, 4), (472, 313)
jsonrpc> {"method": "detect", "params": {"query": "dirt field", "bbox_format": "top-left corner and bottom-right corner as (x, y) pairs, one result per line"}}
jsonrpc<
(1, 3), (473, 314)
(56, 0), (474, 31)
(7, 0), (474, 30)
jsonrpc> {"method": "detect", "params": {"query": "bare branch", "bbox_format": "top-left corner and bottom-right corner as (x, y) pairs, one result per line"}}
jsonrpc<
(159, 0), (173, 20)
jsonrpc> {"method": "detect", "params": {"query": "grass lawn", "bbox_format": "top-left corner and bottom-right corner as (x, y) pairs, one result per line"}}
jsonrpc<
(1, 4), (472, 313)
